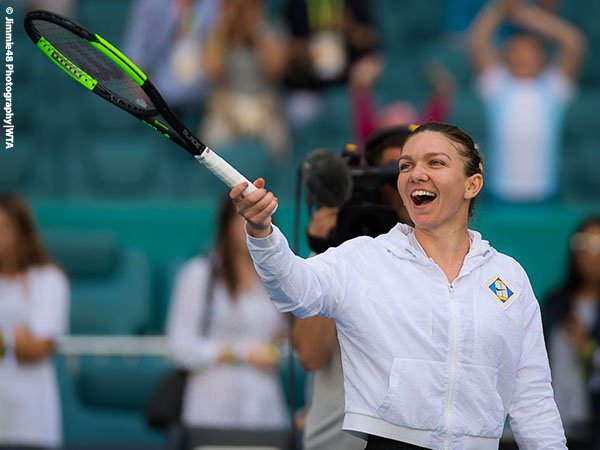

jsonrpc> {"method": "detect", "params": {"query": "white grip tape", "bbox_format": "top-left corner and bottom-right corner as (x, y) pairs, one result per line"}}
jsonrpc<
(196, 148), (256, 196)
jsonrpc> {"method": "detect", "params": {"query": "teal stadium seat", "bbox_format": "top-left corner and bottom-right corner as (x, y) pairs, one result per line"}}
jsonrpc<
(564, 90), (600, 140)
(373, 0), (444, 53)
(562, 90), (600, 201)
(447, 90), (487, 145)
(44, 226), (162, 448)
(65, 132), (169, 200)
(77, 355), (172, 411)
(0, 138), (33, 189)
(0, 134), (63, 198)
(423, 41), (474, 89)
(44, 229), (152, 334)
(559, 0), (600, 88)
(55, 355), (166, 449)
(562, 139), (600, 203)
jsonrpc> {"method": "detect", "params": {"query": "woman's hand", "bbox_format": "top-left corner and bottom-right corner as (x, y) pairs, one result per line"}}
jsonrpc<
(307, 206), (340, 239)
(565, 313), (591, 356)
(230, 178), (278, 238)
(14, 327), (55, 362)
(246, 343), (280, 372)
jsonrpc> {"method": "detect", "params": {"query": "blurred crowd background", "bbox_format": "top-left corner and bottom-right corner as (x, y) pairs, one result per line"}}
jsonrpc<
(1, 0), (599, 449)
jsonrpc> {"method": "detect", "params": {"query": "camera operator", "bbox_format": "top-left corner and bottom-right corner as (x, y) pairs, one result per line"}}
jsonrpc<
(294, 125), (414, 450)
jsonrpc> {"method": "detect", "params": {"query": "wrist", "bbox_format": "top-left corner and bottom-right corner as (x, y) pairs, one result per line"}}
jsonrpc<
(246, 221), (273, 238)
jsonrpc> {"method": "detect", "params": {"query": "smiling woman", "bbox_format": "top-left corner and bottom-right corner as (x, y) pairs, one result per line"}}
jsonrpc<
(398, 122), (483, 219)
(229, 122), (567, 450)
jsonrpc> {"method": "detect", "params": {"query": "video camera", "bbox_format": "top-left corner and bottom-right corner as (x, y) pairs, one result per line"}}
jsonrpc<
(299, 141), (403, 254)
(333, 142), (400, 244)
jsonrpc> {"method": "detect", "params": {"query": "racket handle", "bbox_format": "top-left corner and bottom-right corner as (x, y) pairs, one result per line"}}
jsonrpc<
(196, 148), (278, 215)
(195, 148), (257, 196)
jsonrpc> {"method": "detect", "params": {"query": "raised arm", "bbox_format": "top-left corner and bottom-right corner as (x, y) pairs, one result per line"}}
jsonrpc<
(468, 0), (510, 74)
(509, 3), (586, 79)
(230, 180), (350, 319)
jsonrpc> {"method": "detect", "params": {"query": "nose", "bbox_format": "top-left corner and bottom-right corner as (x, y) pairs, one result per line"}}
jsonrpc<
(410, 162), (429, 183)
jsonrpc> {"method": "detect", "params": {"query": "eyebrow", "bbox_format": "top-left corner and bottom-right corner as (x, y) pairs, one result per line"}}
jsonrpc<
(398, 152), (453, 161)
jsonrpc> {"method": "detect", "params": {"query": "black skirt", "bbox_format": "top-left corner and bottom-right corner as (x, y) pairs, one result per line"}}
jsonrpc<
(365, 434), (431, 450)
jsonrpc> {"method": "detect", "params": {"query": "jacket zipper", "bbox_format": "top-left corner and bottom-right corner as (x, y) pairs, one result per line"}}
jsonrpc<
(444, 282), (458, 450)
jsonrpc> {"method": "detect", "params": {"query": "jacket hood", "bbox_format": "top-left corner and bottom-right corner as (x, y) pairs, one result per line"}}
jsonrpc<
(376, 223), (496, 276)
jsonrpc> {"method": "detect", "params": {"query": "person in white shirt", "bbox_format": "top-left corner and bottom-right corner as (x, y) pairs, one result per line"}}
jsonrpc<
(0, 193), (70, 449)
(166, 196), (288, 429)
(229, 121), (566, 449)
(468, 0), (585, 203)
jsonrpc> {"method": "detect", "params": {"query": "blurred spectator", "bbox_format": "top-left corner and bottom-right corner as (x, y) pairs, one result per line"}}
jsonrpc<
(0, 193), (70, 449)
(166, 195), (288, 429)
(542, 217), (600, 446)
(349, 55), (455, 146)
(468, 0), (585, 203)
(123, 0), (219, 115)
(282, 0), (378, 126)
(199, 0), (289, 159)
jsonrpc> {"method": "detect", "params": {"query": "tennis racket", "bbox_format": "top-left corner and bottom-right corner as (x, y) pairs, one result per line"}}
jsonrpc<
(24, 10), (257, 196)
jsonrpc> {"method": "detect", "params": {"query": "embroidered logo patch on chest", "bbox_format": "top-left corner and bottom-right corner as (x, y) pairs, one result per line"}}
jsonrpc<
(483, 275), (518, 309)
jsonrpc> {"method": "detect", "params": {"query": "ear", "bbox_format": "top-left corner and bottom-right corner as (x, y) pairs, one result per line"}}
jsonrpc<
(464, 173), (483, 200)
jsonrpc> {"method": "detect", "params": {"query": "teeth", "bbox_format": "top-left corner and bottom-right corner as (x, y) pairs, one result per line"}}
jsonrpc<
(411, 190), (436, 197)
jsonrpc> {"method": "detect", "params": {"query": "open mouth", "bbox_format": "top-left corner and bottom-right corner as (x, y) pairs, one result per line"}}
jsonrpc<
(411, 190), (437, 206)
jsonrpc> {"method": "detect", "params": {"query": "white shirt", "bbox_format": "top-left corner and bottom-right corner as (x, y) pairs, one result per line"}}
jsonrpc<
(476, 65), (574, 201)
(166, 257), (288, 428)
(0, 265), (69, 448)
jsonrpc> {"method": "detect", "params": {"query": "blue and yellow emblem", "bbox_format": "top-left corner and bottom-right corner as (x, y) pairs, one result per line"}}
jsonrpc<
(488, 278), (513, 303)
(483, 275), (518, 309)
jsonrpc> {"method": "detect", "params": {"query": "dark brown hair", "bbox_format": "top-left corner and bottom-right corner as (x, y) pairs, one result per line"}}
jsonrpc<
(215, 195), (244, 298)
(0, 193), (53, 272)
(404, 122), (484, 217)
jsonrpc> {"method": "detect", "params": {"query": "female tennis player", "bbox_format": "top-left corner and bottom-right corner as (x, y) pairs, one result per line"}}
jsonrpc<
(230, 122), (566, 450)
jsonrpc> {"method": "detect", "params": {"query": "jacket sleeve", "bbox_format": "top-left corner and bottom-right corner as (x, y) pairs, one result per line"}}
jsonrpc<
(507, 274), (567, 450)
(246, 224), (350, 319)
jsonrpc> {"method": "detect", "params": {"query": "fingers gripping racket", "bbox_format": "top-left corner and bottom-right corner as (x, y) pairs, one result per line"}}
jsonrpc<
(24, 10), (257, 196)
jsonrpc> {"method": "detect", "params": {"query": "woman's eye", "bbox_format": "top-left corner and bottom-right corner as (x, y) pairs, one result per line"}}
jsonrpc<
(430, 160), (445, 167)
(399, 163), (412, 172)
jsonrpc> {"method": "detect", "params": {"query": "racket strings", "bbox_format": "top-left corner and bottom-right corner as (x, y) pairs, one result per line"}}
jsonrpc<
(31, 19), (156, 115)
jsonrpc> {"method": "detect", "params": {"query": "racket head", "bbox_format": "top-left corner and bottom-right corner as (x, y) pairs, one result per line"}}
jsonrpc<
(24, 10), (205, 156)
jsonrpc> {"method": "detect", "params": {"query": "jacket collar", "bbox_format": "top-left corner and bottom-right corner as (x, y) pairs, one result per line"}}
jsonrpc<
(377, 223), (495, 276)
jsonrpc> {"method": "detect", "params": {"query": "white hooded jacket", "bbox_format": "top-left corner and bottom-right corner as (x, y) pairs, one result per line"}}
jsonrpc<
(247, 223), (566, 450)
